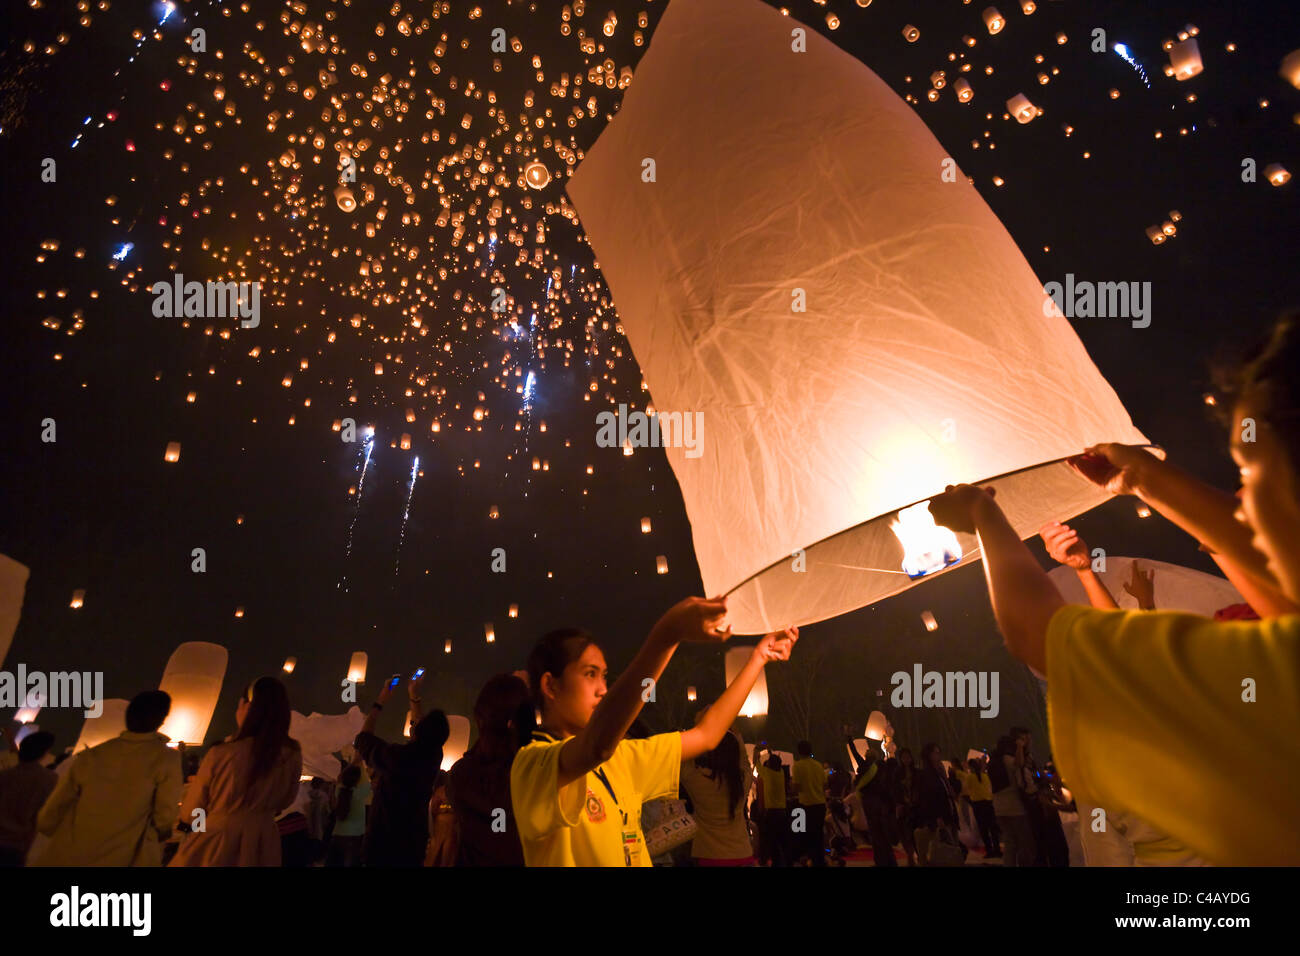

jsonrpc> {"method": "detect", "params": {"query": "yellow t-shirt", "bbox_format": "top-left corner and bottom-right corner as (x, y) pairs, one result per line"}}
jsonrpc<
(757, 763), (786, 809)
(957, 769), (992, 803)
(1046, 605), (1300, 866)
(792, 758), (826, 805)
(510, 730), (682, 867)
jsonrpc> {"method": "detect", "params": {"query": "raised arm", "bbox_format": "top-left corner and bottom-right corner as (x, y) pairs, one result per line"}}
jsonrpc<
(1205, 549), (1300, 617)
(1040, 521), (1119, 610)
(681, 628), (798, 761)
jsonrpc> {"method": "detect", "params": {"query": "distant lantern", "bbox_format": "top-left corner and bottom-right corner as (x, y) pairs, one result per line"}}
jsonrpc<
(444, 639), (452, 653)
(865, 710), (888, 740)
(347, 652), (368, 684)
(70, 589), (85, 609)
(279, 148), (295, 167)
(902, 25), (919, 43)
(234, 606), (244, 619)
(488, 505), (499, 519)
(641, 517), (652, 533)
(687, 686), (697, 701)
(954, 78), (973, 102)
(656, 555), (669, 574)
(1020, 0), (1036, 12)
(726, 647), (768, 717)
(186, 391), (197, 403)
(982, 7), (1004, 34)
(1168, 38), (1203, 81)
(1281, 50), (1300, 89)
(1265, 163), (1291, 186)
(164, 442), (181, 463)
(14, 700), (40, 724)
(524, 161), (551, 189)
(1169, 209), (1183, 222)
(1055, 31), (1068, 45)
(374, 362), (383, 375)
(158, 641), (229, 746)
(855, 0), (871, 6)
(1136, 505), (1152, 519)
(485, 622), (495, 642)
(400, 433), (411, 450)
(441, 716), (472, 771)
(930, 71), (946, 89)
(1145, 225), (1167, 245)
(921, 611), (939, 631)
(1162, 221), (1177, 236)
(825, 12), (839, 30)
(334, 185), (357, 212)
(282, 656), (297, 674)
(473, 406), (485, 421)
(1006, 93), (1037, 123)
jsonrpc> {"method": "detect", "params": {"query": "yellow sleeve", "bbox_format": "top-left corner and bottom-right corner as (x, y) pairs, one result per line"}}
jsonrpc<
(1046, 605), (1300, 865)
(510, 741), (585, 841)
(616, 733), (682, 802)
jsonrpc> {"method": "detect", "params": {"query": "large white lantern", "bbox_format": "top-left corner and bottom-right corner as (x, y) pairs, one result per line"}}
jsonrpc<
(0, 553), (29, 669)
(568, 0), (1149, 633)
(290, 706), (365, 780)
(157, 642), (229, 745)
(724, 646), (768, 717)
(440, 715), (472, 771)
(1168, 38), (1203, 81)
(864, 710), (888, 741)
(72, 699), (130, 752)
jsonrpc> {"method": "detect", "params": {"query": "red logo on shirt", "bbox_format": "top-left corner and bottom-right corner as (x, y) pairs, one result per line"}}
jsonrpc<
(585, 789), (606, 823)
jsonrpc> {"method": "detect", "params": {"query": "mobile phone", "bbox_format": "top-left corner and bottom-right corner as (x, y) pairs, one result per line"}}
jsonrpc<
(388, 674), (401, 689)
(412, 667), (425, 680)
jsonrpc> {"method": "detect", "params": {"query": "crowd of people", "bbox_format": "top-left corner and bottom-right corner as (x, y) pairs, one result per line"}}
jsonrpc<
(1, 314), (1297, 867)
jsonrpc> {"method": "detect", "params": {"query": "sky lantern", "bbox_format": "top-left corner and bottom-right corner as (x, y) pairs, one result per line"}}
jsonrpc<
(524, 160), (551, 189)
(1048, 558), (1242, 615)
(921, 611), (939, 631)
(656, 555), (668, 574)
(687, 686), (697, 701)
(1168, 38), (1203, 81)
(982, 7), (1005, 34)
(901, 24), (919, 43)
(164, 441), (181, 463)
(508, 603), (518, 618)
(1264, 163), (1291, 186)
(347, 652), (368, 684)
(0, 554), (27, 668)
(641, 517), (652, 533)
(441, 715), (472, 771)
(72, 699), (130, 752)
(1281, 50), (1300, 89)
(725, 646), (768, 717)
(954, 78), (974, 102)
(569, 0), (1149, 633)
(865, 711), (888, 740)
(69, 588), (85, 609)
(1007, 93), (1038, 123)
(334, 185), (356, 212)
(485, 622), (495, 642)
(282, 656), (297, 674)
(157, 642), (228, 746)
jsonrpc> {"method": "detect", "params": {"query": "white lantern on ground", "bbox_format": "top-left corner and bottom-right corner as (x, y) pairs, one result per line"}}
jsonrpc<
(725, 646), (767, 717)
(72, 699), (130, 752)
(568, 0), (1148, 633)
(441, 715), (471, 770)
(158, 642), (228, 745)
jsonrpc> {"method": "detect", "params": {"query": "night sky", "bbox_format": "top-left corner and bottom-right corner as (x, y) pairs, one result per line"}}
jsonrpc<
(3, 0), (1298, 768)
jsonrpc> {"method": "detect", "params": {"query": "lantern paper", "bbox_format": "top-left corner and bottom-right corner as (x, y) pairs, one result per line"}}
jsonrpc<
(0, 553), (29, 669)
(289, 706), (364, 780)
(967, 748), (986, 763)
(567, 0), (1149, 633)
(725, 646), (767, 717)
(157, 642), (228, 745)
(1047, 558), (1242, 616)
(846, 737), (871, 767)
(440, 715), (472, 771)
(347, 651), (368, 683)
(1168, 38), (1203, 81)
(864, 711), (888, 741)
(1282, 50), (1300, 89)
(72, 698), (130, 752)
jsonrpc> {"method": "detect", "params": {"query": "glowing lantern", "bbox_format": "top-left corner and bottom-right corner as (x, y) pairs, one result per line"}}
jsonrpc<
(282, 656), (297, 674)
(509, 604), (519, 618)
(485, 623), (495, 643)
(687, 686), (697, 701)
(569, 0), (1149, 632)
(0, 554), (28, 668)
(1145, 225), (1167, 245)
(921, 611), (939, 632)
(15, 697), (40, 724)
(234, 606), (244, 619)
(1168, 38), (1203, 81)
(488, 505), (499, 519)
(725, 646), (767, 717)
(1136, 505), (1152, 519)
(347, 652), (368, 684)
(982, 7), (1004, 34)
(641, 517), (652, 533)
(1265, 164), (1291, 186)
(164, 442), (181, 463)
(440, 715), (471, 770)
(930, 71), (946, 90)
(400, 433), (411, 450)
(901, 24), (919, 43)
(334, 185), (357, 212)
(954, 78), (973, 102)
(70, 589), (85, 609)
(1020, 1), (1035, 13)
(1280, 50), (1300, 89)
(444, 639), (452, 654)
(1048, 558), (1241, 615)
(1007, 93), (1038, 123)
(1161, 221), (1177, 236)
(656, 555), (669, 574)
(72, 699), (130, 752)
(157, 642), (229, 745)
(825, 13), (839, 30)
(865, 711), (888, 740)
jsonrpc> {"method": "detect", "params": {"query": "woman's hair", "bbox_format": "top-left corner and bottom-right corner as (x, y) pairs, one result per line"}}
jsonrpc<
(339, 764), (361, 788)
(525, 628), (597, 714)
(695, 732), (744, 819)
(474, 673), (532, 750)
(234, 676), (298, 783)
(1215, 312), (1300, 471)
(920, 742), (941, 768)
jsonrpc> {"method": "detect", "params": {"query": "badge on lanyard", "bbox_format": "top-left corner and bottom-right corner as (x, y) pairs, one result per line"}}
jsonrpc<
(593, 765), (640, 867)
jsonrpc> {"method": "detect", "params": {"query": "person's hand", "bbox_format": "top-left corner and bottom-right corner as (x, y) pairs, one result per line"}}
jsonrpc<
(408, 671), (426, 699)
(376, 677), (397, 706)
(1039, 521), (1090, 570)
(1067, 444), (1160, 497)
(751, 626), (799, 664)
(927, 484), (997, 535)
(651, 595), (731, 646)
(1123, 560), (1156, 609)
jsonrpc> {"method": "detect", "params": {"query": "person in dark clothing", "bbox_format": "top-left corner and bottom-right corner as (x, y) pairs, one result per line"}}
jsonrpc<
(354, 672), (449, 867)
(0, 731), (57, 866)
(914, 743), (959, 863)
(846, 736), (896, 866)
(446, 673), (531, 867)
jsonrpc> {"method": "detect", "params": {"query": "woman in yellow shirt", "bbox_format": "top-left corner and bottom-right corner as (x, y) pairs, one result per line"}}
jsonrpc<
(510, 596), (797, 866)
(928, 314), (1300, 865)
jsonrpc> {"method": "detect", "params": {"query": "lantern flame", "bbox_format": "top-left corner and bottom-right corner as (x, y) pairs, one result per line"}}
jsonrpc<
(890, 501), (963, 578)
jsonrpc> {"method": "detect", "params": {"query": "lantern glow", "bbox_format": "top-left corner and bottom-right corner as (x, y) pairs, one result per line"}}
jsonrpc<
(891, 502), (963, 579)
(157, 642), (229, 746)
(725, 646), (767, 717)
(347, 652), (368, 683)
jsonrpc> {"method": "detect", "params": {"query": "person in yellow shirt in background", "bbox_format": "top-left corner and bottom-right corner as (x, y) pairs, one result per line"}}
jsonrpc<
(510, 595), (798, 867)
(792, 741), (828, 866)
(956, 754), (1000, 860)
(928, 313), (1300, 865)
(755, 747), (790, 867)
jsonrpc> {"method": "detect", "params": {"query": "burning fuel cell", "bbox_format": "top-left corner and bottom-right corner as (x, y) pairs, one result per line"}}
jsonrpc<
(891, 501), (963, 578)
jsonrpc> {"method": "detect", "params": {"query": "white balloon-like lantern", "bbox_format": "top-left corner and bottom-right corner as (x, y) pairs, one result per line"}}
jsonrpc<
(157, 642), (229, 746)
(865, 710), (888, 741)
(568, 0), (1149, 633)
(725, 646), (768, 717)
(1168, 38), (1203, 81)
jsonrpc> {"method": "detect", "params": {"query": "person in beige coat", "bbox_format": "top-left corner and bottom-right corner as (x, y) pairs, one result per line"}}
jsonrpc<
(32, 691), (182, 867)
(169, 676), (302, 867)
